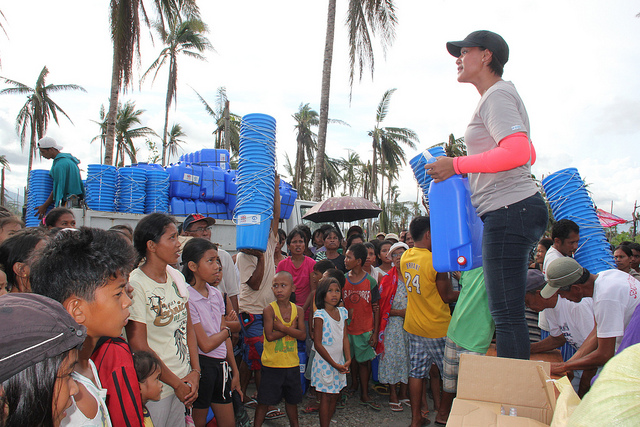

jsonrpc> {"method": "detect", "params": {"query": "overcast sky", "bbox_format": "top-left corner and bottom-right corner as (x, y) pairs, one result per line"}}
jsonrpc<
(1, 1), (639, 224)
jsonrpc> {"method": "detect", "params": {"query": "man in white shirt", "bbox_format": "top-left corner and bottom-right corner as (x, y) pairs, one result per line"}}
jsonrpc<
(539, 219), (580, 332)
(541, 257), (640, 376)
(524, 269), (595, 395)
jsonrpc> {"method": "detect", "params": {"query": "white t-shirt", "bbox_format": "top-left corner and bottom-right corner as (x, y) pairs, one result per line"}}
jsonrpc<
(129, 268), (191, 399)
(542, 246), (564, 278)
(539, 246), (566, 331)
(593, 269), (640, 348)
(545, 297), (595, 350)
(237, 231), (277, 314)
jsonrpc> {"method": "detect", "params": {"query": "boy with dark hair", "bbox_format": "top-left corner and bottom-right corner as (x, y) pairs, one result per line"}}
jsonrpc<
(31, 227), (143, 426)
(401, 216), (458, 427)
(255, 271), (306, 427)
(343, 243), (381, 410)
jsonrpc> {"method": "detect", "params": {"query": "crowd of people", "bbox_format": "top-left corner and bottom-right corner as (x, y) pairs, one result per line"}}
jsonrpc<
(2, 29), (640, 427)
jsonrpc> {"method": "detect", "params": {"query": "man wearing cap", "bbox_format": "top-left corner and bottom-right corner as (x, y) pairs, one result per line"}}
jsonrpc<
(524, 268), (595, 396)
(35, 136), (84, 217)
(541, 257), (640, 375)
(376, 232), (385, 241)
(180, 214), (241, 314)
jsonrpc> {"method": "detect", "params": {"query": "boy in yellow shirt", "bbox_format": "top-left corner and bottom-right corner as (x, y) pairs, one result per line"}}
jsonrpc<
(400, 216), (458, 427)
(254, 271), (306, 427)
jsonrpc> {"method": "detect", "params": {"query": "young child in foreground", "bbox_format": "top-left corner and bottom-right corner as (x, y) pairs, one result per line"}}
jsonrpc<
(31, 227), (136, 426)
(254, 271), (306, 427)
(133, 351), (164, 427)
(311, 277), (351, 427)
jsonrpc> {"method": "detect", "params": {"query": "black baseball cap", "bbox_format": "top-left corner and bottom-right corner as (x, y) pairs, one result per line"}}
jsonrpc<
(0, 293), (86, 382)
(446, 30), (509, 66)
(183, 214), (215, 232)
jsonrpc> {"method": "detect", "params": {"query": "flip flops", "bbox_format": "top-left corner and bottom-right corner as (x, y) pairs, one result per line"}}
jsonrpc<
(389, 402), (403, 412)
(359, 400), (382, 411)
(399, 398), (411, 407)
(243, 398), (258, 409)
(265, 408), (286, 420)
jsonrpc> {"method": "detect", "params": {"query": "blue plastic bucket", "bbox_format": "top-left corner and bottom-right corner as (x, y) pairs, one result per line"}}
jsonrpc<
(86, 164), (117, 212)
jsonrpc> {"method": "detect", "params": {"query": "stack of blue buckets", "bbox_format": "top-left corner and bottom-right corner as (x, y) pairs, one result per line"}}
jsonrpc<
(542, 167), (615, 273)
(25, 170), (53, 227)
(131, 163), (170, 214)
(115, 167), (147, 214)
(409, 146), (446, 204)
(85, 165), (117, 212)
(235, 113), (276, 252)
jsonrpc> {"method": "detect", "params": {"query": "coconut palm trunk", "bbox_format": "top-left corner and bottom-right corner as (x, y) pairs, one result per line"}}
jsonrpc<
(104, 52), (121, 165)
(313, 0), (336, 201)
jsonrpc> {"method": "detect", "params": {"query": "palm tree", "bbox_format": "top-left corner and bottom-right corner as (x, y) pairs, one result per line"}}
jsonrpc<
(368, 88), (418, 203)
(0, 66), (86, 183)
(104, 0), (199, 166)
(192, 86), (241, 155)
(166, 123), (186, 164)
(312, 0), (398, 201)
(338, 150), (363, 196)
(142, 15), (212, 166)
(435, 133), (467, 157)
(292, 103), (319, 193)
(94, 100), (156, 167)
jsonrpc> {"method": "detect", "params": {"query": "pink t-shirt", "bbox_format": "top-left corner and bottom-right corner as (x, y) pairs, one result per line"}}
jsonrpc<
(277, 256), (316, 319)
(188, 284), (227, 359)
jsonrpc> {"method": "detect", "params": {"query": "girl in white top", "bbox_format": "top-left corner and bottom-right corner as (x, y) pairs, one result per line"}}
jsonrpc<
(311, 277), (351, 427)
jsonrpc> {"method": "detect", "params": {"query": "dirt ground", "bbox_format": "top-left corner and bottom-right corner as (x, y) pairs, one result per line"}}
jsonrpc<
(245, 382), (438, 427)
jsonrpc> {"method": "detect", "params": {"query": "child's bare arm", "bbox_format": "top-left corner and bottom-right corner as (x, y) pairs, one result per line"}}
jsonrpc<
(273, 305), (306, 341)
(262, 305), (283, 342)
(370, 301), (380, 348)
(224, 294), (241, 333)
(343, 325), (351, 368)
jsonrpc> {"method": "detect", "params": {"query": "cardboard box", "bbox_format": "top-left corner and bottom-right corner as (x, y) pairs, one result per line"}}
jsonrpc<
(447, 354), (556, 427)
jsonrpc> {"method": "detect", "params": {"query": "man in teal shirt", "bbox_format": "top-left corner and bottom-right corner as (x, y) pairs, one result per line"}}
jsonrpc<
(35, 136), (84, 217)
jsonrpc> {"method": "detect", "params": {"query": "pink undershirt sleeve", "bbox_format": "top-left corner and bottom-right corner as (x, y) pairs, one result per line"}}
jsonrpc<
(452, 132), (536, 174)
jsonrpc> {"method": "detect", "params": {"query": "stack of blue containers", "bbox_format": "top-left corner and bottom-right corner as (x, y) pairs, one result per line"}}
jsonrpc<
(85, 165), (117, 212)
(116, 167), (147, 214)
(279, 180), (298, 220)
(132, 163), (170, 214)
(25, 170), (53, 227)
(409, 146), (446, 205)
(542, 167), (614, 273)
(236, 113), (276, 251)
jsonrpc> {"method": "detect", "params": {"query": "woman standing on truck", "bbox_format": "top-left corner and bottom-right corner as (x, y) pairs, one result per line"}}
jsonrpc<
(126, 213), (201, 427)
(426, 30), (547, 360)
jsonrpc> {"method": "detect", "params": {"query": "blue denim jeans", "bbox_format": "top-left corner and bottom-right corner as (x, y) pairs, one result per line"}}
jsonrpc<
(481, 192), (548, 359)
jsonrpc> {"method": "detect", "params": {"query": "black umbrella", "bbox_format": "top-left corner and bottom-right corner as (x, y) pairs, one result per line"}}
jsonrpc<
(302, 196), (382, 223)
